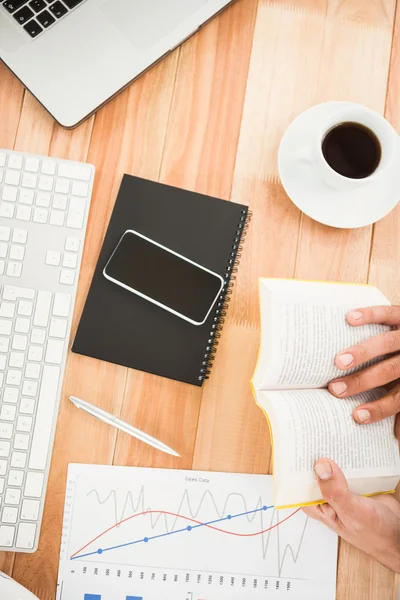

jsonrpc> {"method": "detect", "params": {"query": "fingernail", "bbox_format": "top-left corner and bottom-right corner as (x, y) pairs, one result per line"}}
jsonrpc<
(338, 353), (353, 367)
(356, 408), (370, 423)
(314, 461), (333, 481)
(348, 310), (363, 321)
(330, 381), (347, 396)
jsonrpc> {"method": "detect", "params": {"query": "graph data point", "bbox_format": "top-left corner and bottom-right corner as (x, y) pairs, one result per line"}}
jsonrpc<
(227, 515), (232, 519)
(144, 537), (149, 543)
(97, 548), (103, 554)
(187, 526), (192, 531)
(263, 506), (268, 511)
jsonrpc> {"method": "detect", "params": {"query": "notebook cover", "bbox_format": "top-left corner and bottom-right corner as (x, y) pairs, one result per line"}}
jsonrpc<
(72, 175), (249, 386)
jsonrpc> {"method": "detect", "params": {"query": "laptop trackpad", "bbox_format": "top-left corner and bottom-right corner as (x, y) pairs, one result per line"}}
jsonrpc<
(101, 0), (208, 53)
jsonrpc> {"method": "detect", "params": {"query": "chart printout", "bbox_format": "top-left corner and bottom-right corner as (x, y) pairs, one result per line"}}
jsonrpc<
(56, 464), (337, 600)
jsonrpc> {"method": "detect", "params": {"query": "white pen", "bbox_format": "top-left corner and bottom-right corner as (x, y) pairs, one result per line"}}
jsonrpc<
(69, 396), (180, 457)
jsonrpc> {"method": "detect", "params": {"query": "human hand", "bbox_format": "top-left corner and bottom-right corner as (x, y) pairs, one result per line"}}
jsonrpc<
(328, 306), (400, 438)
(304, 459), (400, 572)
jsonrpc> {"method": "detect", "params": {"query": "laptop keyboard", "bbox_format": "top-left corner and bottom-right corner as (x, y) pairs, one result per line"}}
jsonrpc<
(1, 0), (85, 38)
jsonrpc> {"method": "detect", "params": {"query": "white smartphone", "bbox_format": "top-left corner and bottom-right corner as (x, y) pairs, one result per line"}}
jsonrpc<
(103, 230), (225, 326)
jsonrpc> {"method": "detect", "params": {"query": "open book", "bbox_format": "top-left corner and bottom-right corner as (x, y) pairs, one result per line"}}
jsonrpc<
(252, 279), (400, 509)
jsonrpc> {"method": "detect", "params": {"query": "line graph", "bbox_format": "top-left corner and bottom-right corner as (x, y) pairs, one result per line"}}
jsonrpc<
(57, 465), (338, 600)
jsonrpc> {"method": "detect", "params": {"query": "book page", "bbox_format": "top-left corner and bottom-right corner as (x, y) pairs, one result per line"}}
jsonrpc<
(253, 279), (391, 391)
(256, 388), (400, 507)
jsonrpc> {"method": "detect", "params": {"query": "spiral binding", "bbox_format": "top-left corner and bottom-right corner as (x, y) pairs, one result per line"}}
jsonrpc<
(198, 208), (252, 382)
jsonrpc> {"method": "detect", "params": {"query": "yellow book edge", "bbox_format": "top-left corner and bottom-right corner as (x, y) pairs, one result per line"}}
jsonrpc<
(251, 277), (394, 510)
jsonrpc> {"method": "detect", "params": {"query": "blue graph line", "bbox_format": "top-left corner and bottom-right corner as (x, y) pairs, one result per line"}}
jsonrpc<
(71, 505), (274, 561)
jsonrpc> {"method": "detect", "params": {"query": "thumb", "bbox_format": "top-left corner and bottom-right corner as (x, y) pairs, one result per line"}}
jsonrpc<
(314, 459), (360, 526)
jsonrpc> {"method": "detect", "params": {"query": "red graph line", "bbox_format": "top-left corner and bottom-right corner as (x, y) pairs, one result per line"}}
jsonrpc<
(70, 508), (301, 559)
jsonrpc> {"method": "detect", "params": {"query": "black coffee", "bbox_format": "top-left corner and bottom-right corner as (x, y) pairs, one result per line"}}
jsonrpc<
(321, 122), (381, 179)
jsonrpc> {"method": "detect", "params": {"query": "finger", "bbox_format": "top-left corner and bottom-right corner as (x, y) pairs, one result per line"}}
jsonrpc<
(303, 504), (343, 534)
(347, 305), (400, 327)
(329, 355), (400, 397)
(352, 386), (400, 425)
(313, 459), (362, 527)
(396, 413), (400, 440)
(335, 329), (400, 371)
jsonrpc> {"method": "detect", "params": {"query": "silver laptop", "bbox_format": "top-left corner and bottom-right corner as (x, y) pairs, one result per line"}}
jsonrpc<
(0, 0), (233, 128)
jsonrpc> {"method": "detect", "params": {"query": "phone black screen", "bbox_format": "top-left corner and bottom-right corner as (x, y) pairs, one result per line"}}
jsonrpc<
(104, 231), (224, 323)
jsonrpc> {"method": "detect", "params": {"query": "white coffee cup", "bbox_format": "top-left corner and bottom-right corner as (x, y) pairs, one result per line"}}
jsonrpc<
(299, 104), (399, 191)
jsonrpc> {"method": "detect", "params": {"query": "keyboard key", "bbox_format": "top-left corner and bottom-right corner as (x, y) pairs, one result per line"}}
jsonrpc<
(33, 207), (48, 224)
(0, 479), (4, 494)
(65, 237), (80, 252)
(20, 398), (35, 415)
(33, 291), (51, 327)
(45, 250), (60, 266)
(2, 185), (18, 202)
(12, 335), (27, 351)
(3, 0), (29, 13)
(28, 346), (43, 362)
(0, 526), (14, 548)
(14, 434), (30, 451)
(36, 191), (50, 207)
(13, 4), (33, 23)
(15, 318), (30, 334)
(64, 0), (84, 7)
(10, 245), (25, 261)
(0, 355), (5, 369)
(50, 210), (64, 226)
(16, 416), (33, 432)
(48, 0), (67, 18)
(22, 381), (38, 397)
(5, 371), (22, 387)
(22, 173), (37, 188)
(8, 154), (23, 170)
(2, 286), (35, 301)
(0, 442), (11, 458)
(62, 252), (77, 269)
(9, 352), (25, 368)
(8, 470), (24, 487)
(0, 153), (5, 167)
(0, 424), (13, 440)
(5, 169), (20, 186)
(52, 194), (67, 210)
(0, 320), (12, 335)
(29, 0), (46, 11)
(58, 162), (91, 181)
(21, 499), (39, 520)
(41, 159), (56, 174)
(45, 339), (64, 364)
(49, 317), (67, 339)
(71, 181), (88, 197)
(16, 205), (32, 221)
(0, 261), (4, 276)
(2, 506), (18, 524)
(11, 452), (27, 468)
(0, 242), (7, 258)
(0, 202), (15, 219)
(24, 157), (39, 172)
(0, 302), (14, 317)
(38, 175), (53, 191)
(60, 269), (75, 285)
(19, 189), (34, 205)
(18, 300), (33, 316)
(7, 262), (22, 278)
(66, 196), (85, 229)
(0, 226), (11, 241)
(53, 293), (71, 317)
(23, 19), (43, 38)
(25, 363), (40, 379)
(55, 178), (69, 194)
(31, 329), (45, 344)
(0, 460), (6, 475)
(24, 472), (44, 498)
(12, 228), (28, 244)
(3, 388), (18, 403)
(28, 366), (60, 470)
(5, 489), (22, 506)
(16, 522), (36, 549)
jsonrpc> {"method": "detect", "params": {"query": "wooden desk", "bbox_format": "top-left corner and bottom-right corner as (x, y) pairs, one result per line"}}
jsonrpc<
(1, 0), (399, 598)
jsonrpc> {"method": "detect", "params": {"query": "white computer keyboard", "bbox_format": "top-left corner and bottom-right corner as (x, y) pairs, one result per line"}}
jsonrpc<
(0, 149), (94, 552)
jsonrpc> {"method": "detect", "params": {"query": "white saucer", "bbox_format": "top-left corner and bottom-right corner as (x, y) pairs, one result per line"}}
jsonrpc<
(278, 102), (400, 229)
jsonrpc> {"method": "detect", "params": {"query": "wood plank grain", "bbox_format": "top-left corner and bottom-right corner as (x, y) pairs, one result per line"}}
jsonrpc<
(113, 0), (259, 473)
(0, 64), (24, 151)
(327, 0), (395, 27)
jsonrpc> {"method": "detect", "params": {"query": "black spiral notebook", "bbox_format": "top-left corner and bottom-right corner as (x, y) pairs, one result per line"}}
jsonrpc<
(72, 175), (250, 386)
